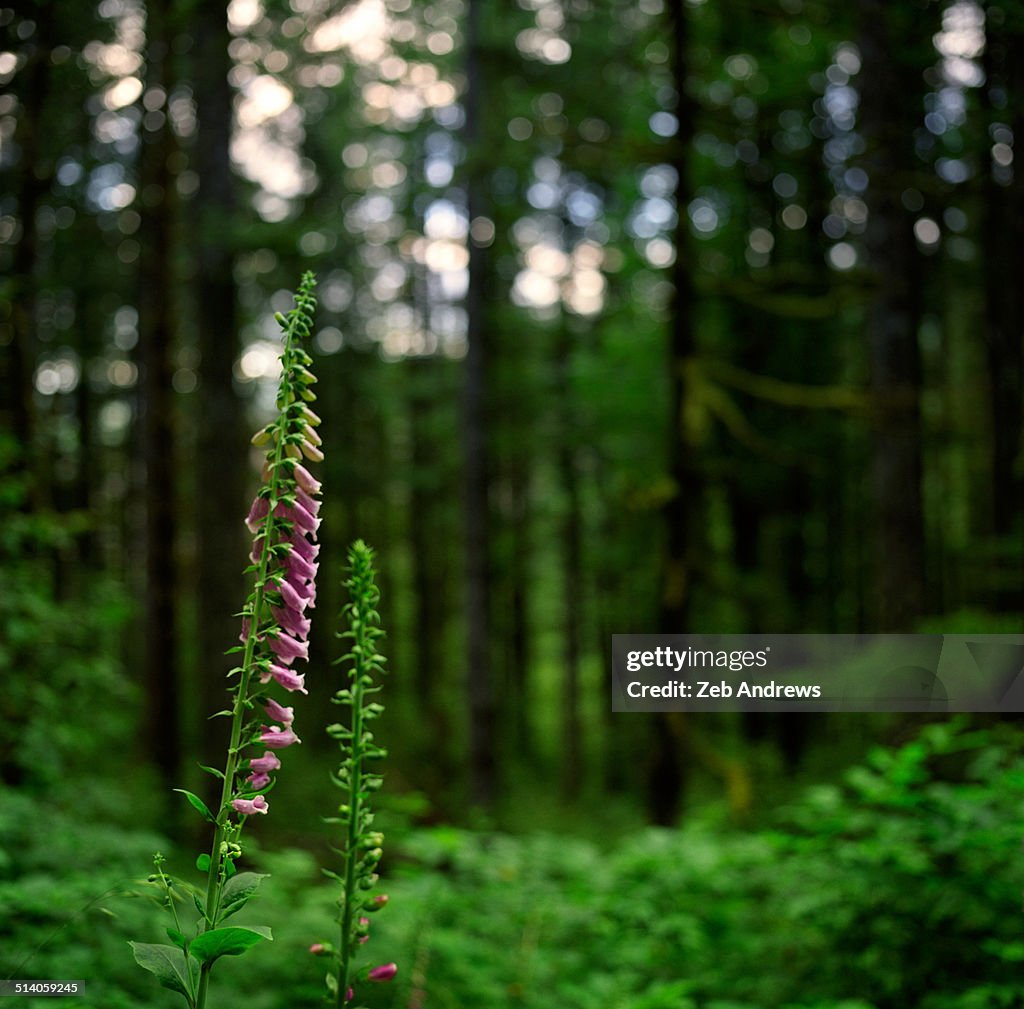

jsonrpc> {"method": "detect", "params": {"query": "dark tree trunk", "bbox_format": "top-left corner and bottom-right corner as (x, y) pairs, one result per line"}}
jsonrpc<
(507, 468), (532, 760)
(556, 328), (584, 800)
(138, 0), (181, 799)
(650, 0), (699, 826)
(5, 2), (55, 493)
(409, 358), (454, 785)
(462, 0), (497, 807)
(858, 0), (929, 631)
(982, 7), (1024, 558)
(190, 1), (247, 755)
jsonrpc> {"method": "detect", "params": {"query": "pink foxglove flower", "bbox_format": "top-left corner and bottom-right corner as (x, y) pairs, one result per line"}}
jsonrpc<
(289, 531), (319, 562)
(368, 963), (398, 982)
(262, 663), (308, 694)
(249, 752), (282, 774)
(286, 550), (318, 581)
(232, 796), (269, 816)
(245, 496), (270, 534)
(272, 604), (312, 640)
(260, 725), (301, 749)
(282, 499), (320, 534)
(276, 578), (310, 613)
(293, 462), (321, 494)
(264, 699), (295, 728)
(270, 632), (309, 664)
(247, 771), (271, 789)
(296, 486), (320, 516)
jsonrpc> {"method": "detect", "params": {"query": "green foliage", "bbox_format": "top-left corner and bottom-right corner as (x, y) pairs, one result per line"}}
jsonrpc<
(0, 792), (175, 1009)
(360, 721), (1024, 1009)
(326, 540), (393, 1005)
(4, 722), (1024, 1009)
(129, 943), (197, 1003)
(187, 925), (273, 965)
(0, 441), (134, 794)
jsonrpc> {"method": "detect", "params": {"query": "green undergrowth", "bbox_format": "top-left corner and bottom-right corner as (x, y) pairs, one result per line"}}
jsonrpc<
(4, 720), (1024, 1009)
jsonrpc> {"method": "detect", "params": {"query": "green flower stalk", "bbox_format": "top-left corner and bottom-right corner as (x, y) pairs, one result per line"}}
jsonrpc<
(317, 541), (395, 1007)
(131, 274), (322, 1009)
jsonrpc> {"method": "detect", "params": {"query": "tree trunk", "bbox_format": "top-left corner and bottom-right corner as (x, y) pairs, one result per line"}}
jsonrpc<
(5, 2), (55, 494)
(650, 0), (699, 826)
(507, 467), (532, 760)
(138, 0), (181, 799)
(462, 0), (497, 807)
(409, 358), (454, 787)
(190, 1), (247, 758)
(557, 328), (584, 800)
(982, 7), (1024, 559)
(858, 0), (929, 630)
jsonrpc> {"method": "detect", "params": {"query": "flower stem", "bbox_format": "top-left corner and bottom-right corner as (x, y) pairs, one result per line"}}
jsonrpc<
(337, 655), (366, 1009)
(193, 310), (306, 1009)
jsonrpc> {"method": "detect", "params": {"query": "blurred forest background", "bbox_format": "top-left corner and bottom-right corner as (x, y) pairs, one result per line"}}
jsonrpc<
(2, 0), (1024, 1006)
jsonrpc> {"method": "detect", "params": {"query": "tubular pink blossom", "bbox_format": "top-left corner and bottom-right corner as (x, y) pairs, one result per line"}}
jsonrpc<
(245, 496), (270, 533)
(232, 796), (269, 816)
(293, 462), (321, 495)
(284, 569), (316, 601)
(276, 578), (310, 613)
(270, 632), (309, 664)
(296, 487), (321, 516)
(249, 752), (282, 774)
(266, 663), (308, 693)
(286, 550), (318, 581)
(272, 604), (311, 640)
(260, 725), (301, 748)
(247, 771), (271, 789)
(289, 533), (319, 562)
(368, 963), (397, 982)
(264, 698), (295, 727)
(280, 499), (320, 534)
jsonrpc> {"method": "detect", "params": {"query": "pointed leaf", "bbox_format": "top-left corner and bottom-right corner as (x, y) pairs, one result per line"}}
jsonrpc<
(174, 789), (216, 823)
(196, 854), (211, 873)
(166, 928), (188, 950)
(130, 942), (196, 1002)
(219, 872), (267, 914)
(188, 926), (273, 965)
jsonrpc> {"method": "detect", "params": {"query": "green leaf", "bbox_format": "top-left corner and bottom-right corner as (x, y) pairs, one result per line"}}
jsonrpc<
(198, 764), (225, 780)
(219, 872), (267, 918)
(195, 854), (211, 872)
(174, 789), (216, 823)
(166, 928), (188, 949)
(130, 942), (196, 1003)
(188, 926), (273, 965)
